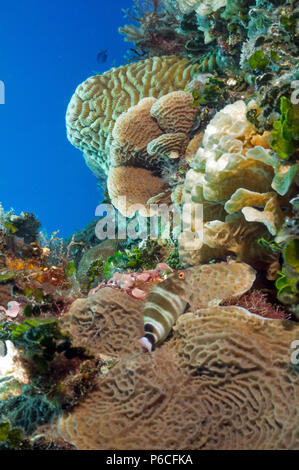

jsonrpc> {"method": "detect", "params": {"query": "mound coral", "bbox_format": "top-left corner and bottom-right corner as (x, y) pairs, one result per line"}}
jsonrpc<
(139, 260), (256, 349)
(107, 166), (168, 217)
(177, 99), (297, 272)
(107, 91), (199, 216)
(53, 349), (203, 450)
(66, 56), (199, 181)
(51, 305), (299, 450)
(59, 287), (144, 358)
(169, 306), (299, 449)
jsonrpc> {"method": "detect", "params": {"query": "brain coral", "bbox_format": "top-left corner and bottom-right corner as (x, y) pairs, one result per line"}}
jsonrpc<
(169, 306), (299, 449)
(66, 56), (199, 180)
(107, 90), (199, 217)
(107, 166), (168, 217)
(110, 97), (163, 168)
(53, 306), (299, 450)
(59, 287), (144, 358)
(54, 349), (204, 450)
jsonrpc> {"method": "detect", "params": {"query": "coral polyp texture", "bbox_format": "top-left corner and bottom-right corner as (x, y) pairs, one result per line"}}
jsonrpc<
(51, 306), (299, 450)
(107, 166), (168, 217)
(107, 90), (199, 216)
(66, 56), (199, 180)
(59, 287), (144, 358)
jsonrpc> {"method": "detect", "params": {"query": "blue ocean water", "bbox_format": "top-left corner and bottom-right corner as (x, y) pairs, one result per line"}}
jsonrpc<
(0, 0), (131, 238)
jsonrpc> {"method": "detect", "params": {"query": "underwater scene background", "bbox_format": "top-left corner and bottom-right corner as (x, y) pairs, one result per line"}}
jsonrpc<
(0, 0), (298, 451)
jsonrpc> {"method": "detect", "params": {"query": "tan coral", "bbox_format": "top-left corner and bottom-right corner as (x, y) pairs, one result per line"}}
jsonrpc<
(185, 132), (203, 162)
(225, 189), (285, 236)
(147, 132), (189, 159)
(150, 91), (198, 135)
(188, 260), (256, 309)
(110, 97), (163, 167)
(59, 287), (144, 358)
(169, 306), (299, 449)
(202, 215), (278, 269)
(106, 90), (201, 215)
(66, 56), (200, 178)
(53, 306), (299, 450)
(54, 349), (205, 450)
(107, 166), (168, 217)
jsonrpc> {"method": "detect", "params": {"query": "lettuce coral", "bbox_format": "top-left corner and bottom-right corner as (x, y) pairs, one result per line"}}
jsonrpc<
(177, 99), (297, 272)
(178, 0), (226, 17)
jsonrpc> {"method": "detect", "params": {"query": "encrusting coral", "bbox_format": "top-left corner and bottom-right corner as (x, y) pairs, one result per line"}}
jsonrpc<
(59, 287), (144, 358)
(50, 304), (299, 450)
(66, 56), (199, 182)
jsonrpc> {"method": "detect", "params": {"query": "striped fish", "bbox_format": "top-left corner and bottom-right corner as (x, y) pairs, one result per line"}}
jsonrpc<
(138, 261), (256, 352)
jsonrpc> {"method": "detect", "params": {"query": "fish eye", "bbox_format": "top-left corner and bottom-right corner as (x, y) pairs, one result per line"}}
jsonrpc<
(178, 272), (185, 279)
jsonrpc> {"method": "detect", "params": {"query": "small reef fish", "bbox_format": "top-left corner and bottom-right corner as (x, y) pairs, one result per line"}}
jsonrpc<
(97, 49), (108, 64)
(138, 261), (256, 352)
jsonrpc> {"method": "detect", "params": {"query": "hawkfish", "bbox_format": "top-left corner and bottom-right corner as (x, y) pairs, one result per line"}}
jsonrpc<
(138, 261), (256, 352)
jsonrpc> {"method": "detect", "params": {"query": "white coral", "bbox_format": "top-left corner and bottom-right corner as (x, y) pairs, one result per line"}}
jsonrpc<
(178, 0), (226, 16)
(177, 100), (288, 267)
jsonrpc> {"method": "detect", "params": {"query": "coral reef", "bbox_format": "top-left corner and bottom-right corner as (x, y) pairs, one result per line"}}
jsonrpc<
(107, 90), (199, 215)
(177, 99), (297, 275)
(51, 306), (299, 450)
(1, 0), (298, 451)
(66, 56), (199, 182)
(59, 287), (144, 358)
(119, 0), (188, 58)
(139, 260), (256, 349)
